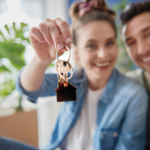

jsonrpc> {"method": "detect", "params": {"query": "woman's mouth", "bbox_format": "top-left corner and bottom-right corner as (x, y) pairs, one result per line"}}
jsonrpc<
(94, 62), (111, 70)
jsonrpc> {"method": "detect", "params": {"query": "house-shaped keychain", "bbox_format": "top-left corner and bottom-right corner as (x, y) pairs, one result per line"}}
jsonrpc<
(55, 82), (77, 102)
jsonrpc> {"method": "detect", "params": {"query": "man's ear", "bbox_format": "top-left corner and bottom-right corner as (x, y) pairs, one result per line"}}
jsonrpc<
(121, 25), (127, 45)
(72, 44), (79, 61)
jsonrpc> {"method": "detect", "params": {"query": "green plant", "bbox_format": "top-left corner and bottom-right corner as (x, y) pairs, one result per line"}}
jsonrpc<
(112, 0), (136, 73)
(0, 22), (29, 111)
(0, 22), (55, 111)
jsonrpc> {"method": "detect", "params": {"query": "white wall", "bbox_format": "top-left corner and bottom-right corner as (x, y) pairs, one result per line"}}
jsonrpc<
(21, 0), (68, 21)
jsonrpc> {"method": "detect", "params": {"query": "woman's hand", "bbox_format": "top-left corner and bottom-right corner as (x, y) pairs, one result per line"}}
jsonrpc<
(29, 18), (72, 65)
(20, 18), (72, 91)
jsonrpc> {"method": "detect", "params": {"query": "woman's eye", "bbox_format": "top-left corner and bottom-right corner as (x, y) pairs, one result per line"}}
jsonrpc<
(87, 44), (96, 49)
(106, 41), (114, 46)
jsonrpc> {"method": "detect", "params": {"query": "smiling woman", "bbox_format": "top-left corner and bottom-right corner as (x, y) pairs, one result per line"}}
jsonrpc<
(73, 20), (117, 90)
(70, 1), (117, 90)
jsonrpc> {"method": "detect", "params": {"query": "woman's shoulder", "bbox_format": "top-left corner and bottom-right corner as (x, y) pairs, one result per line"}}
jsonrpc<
(115, 69), (147, 98)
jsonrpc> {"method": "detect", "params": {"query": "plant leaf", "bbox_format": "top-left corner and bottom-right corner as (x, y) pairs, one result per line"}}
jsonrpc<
(0, 79), (15, 98)
(49, 63), (55, 67)
(0, 65), (11, 73)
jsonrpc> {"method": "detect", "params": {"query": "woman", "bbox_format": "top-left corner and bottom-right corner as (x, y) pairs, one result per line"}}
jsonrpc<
(15, 0), (148, 150)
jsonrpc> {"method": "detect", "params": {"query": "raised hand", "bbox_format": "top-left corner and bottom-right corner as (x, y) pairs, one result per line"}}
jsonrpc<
(29, 18), (72, 65)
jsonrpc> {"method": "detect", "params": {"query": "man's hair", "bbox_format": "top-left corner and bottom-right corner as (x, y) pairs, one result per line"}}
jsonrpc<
(120, 1), (150, 25)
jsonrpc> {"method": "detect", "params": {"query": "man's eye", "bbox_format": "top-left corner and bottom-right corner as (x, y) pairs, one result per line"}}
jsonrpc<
(127, 41), (135, 47)
(146, 33), (150, 37)
(106, 41), (114, 46)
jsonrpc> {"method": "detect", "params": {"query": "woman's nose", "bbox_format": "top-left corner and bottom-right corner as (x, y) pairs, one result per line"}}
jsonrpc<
(97, 48), (108, 59)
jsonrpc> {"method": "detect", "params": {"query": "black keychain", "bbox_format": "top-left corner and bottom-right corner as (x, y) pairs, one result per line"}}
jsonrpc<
(55, 46), (77, 102)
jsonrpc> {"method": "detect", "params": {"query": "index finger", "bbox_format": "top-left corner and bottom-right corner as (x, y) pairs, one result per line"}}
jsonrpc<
(54, 18), (72, 45)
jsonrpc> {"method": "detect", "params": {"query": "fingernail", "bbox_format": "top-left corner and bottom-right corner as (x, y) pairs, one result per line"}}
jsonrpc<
(57, 43), (63, 50)
(66, 37), (72, 43)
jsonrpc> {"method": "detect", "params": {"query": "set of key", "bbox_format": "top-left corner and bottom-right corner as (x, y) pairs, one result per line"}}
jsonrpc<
(55, 46), (77, 102)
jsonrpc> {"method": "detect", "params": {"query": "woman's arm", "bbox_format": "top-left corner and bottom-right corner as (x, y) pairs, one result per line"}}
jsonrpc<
(19, 18), (72, 92)
(20, 55), (52, 92)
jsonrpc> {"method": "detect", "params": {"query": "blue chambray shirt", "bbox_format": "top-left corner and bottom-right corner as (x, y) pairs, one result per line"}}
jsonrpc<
(16, 68), (148, 150)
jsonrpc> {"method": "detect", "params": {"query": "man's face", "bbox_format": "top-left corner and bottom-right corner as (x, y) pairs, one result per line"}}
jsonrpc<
(123, 12), (150, 72)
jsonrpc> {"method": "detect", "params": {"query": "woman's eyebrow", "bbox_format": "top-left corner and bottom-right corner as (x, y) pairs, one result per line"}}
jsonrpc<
(107, 37), (116, 41)
(86, 39), (97, 42)
(86, 37), (115, 42)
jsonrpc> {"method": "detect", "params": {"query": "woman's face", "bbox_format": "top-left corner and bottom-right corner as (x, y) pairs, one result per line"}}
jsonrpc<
(75, 21), (118, 83)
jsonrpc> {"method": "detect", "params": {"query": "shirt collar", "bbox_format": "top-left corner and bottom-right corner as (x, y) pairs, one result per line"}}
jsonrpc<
(71, 67), (119, 104)
(100, 69), (119, 104)
(143, 71), (150, 95)
(70, 67), (87, 84)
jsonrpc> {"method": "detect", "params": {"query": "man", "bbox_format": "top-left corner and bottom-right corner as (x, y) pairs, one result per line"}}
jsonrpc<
(120, 1), (150, 149)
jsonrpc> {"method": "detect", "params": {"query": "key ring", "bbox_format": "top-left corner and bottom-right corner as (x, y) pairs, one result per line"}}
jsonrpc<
(58, 61), (73, 80)
(55, 45), (73, 80)
(56, 45), (71, 62)
(55, 60), (63, 72)
(55, 45), (71, 72)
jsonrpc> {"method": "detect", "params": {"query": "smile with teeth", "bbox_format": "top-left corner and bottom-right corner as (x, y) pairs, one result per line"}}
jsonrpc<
(142, 57), (150, 62)
(95, 62), (110, 67)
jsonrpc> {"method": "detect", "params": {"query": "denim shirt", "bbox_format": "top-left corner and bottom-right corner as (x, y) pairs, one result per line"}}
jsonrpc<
(16, 68), (148, 150)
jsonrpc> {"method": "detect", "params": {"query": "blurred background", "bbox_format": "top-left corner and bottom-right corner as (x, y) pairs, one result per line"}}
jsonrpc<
(0, 0), (146, 149)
